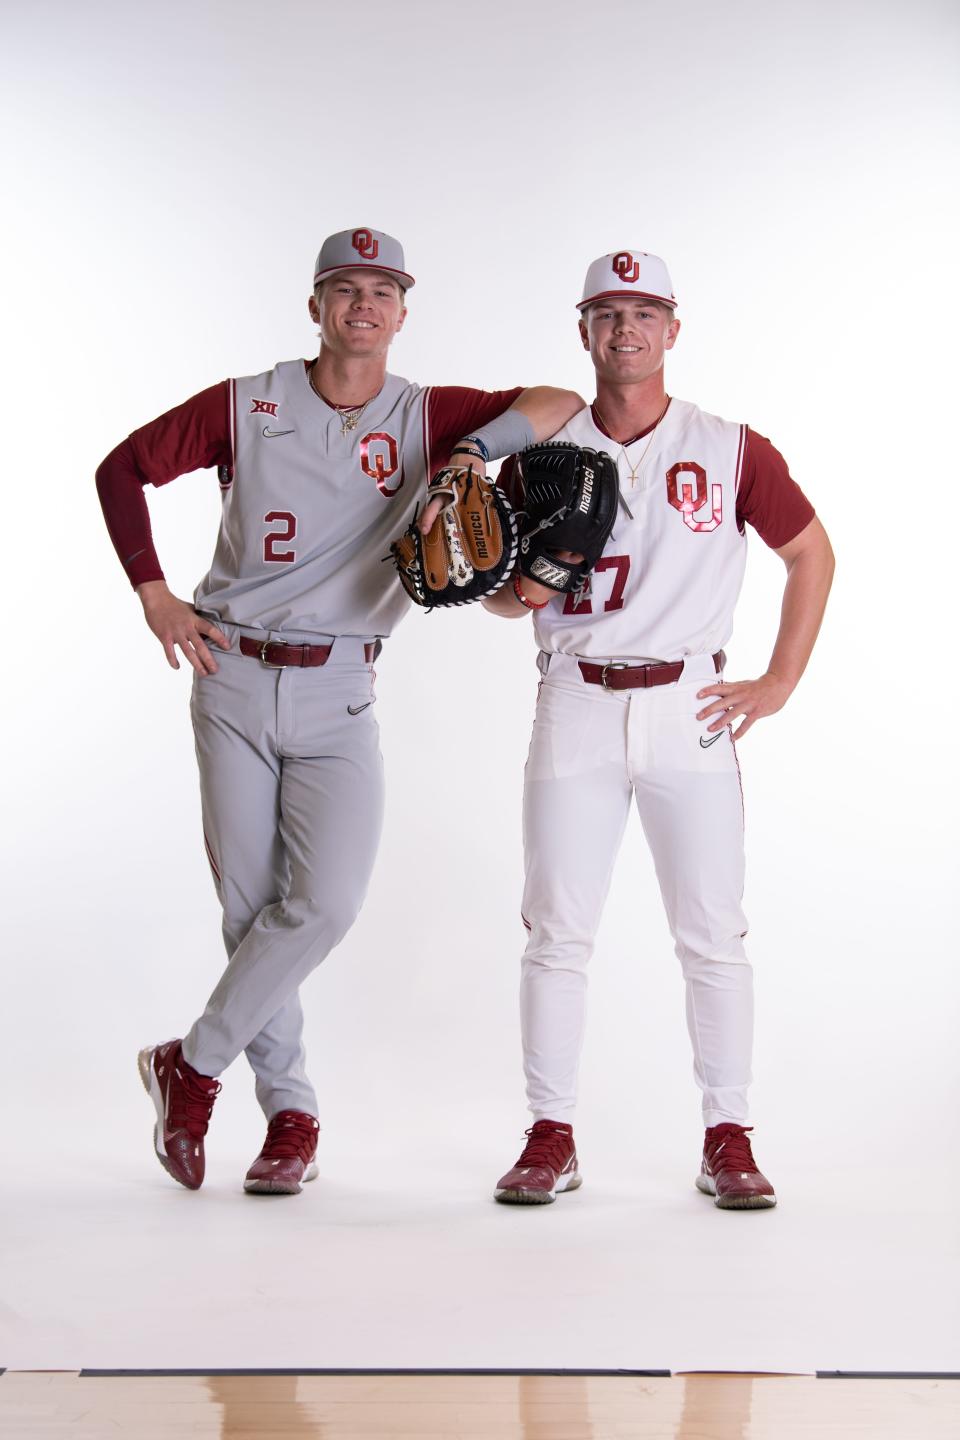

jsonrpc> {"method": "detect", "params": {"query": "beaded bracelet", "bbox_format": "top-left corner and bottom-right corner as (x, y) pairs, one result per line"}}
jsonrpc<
(513, 574), (549, 610)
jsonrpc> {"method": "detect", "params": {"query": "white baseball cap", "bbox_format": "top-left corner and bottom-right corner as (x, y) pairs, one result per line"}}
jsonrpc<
(313, 228), (415, 290)
(578, 250), (676, 310)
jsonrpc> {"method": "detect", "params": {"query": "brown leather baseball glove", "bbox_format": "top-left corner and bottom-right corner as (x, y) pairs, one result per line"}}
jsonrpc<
(391, 465), (518, 609)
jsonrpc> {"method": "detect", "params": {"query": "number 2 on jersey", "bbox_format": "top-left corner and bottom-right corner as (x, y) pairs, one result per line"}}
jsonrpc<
(562, 555), (630, 615)
(263, 511), (297, 564)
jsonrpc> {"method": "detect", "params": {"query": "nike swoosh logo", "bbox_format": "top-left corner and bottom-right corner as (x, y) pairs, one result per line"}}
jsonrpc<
(699, 731), (725, 748)
(347, 702), (372, 715)
(262, 426), (295, 438)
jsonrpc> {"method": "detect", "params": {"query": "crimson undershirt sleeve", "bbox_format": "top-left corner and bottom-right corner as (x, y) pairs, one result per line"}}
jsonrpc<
(95, 381), (232, 589)
(735, 429), (815, 549)
(495, 453), (523, 509)
(424, 385), (525, 473)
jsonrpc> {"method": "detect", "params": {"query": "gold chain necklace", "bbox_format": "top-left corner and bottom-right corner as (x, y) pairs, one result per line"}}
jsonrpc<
(594, 397), (670, 488)
(334, 400), (371, 436)
(309, 365), (376, 436)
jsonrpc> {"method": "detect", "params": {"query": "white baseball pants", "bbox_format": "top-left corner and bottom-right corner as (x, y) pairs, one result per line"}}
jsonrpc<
(181, 631), (384, 1119)
(520, 651), (753, 1130)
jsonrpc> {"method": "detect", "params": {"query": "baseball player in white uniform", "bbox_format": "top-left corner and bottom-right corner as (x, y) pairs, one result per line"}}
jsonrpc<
(485, 250), (835, 1209)
(96, 228), (583, 1194)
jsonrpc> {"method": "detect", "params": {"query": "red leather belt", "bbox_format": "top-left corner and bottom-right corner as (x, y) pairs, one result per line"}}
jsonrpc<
(578, 650), (725, 691)
(239, 637), (376, 668)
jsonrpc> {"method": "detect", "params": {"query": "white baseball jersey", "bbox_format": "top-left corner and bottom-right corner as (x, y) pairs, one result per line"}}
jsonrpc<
(523, 401), (810, 660)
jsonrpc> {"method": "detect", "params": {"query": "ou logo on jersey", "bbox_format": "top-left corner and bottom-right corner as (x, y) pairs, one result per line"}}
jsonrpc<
(360, 432), (403, 496)
(612, 252), (640, 284)
(352, 229), (379, 260)
(666, 462), (722, 533)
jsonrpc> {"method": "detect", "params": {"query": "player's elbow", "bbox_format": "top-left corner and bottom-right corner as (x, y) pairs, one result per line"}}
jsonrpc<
(96, 440), (144, 502)
(551, 387), (587, 426)
(779, 516), (835, 577)
(808, 521), (836, 586)
(554, 387), (585, 409)
(94, 454), (113, 500)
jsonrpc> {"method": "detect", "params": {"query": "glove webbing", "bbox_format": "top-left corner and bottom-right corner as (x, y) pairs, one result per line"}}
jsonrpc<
(519, 504), (570, 554)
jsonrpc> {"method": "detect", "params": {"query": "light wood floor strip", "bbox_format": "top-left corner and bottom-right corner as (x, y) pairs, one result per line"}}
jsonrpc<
(0, 1372), (957, 1439)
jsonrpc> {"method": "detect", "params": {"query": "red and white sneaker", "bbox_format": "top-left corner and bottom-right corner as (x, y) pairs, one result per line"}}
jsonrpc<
(243, 1110), (320, 1195)
(137, 1039), (221, 1191)
(696, 1123), (777, 1210)
(494, 1120), (582, 1205)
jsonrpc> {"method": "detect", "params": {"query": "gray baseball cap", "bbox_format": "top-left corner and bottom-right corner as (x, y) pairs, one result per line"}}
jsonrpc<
(313, 228), (415, 290)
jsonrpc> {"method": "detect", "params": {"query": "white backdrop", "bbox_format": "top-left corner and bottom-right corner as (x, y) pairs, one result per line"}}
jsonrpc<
(2, 0), (959, 1373)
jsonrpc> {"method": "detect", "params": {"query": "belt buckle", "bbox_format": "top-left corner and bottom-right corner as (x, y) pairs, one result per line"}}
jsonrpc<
(600, 661), (630, 691)
(259, 641), (286, 669)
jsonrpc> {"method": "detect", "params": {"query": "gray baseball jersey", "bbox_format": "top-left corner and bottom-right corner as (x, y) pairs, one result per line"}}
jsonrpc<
(97, 362), (523, 627)
(195, 365), (429, 635)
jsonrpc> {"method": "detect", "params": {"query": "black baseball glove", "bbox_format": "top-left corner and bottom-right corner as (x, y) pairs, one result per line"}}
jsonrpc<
(390, 465), (519, 609)
(516, 442), (619, 594)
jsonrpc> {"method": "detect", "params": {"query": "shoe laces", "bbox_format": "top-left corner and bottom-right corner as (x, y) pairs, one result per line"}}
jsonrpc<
(260, 1110), (319, 1161)
(706, 1124), (758, 1173)
(170, 1060), (221, 1138)
(515, 1121), (573, 1171)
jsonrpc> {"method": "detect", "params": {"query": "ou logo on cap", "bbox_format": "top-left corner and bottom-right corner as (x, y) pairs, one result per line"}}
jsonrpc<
(352, 229), (379, 260)
(612, 252), (640, 284)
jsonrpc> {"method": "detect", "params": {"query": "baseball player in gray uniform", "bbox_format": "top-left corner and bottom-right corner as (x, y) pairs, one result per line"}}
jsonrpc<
(484, 250), (835, 1209)
(96, 228), (583, 1194)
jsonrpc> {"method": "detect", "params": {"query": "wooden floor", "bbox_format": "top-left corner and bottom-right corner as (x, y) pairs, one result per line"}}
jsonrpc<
(0, 1372), (957, 1439)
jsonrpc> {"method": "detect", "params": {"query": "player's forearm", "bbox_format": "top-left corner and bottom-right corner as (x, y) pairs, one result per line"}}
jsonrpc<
(511, 387), (585, 443)
(96, 443), (165, 588)
(137, 578), (173, 605)
(456, 388), (583, 467)
(483, 583), (527, 618)
(767, 536), (835, 691)
(482, 572), (554, 618)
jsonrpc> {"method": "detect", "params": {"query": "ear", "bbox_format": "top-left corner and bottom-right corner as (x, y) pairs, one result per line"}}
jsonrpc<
(664, 316), (681, 350)
(308, 293), (321, 326)
(396, 304), (408, 333)
(578, 317), (590, 351)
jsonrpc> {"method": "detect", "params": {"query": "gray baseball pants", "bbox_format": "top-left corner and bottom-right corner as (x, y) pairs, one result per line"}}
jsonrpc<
(180, 631), (384, 1118)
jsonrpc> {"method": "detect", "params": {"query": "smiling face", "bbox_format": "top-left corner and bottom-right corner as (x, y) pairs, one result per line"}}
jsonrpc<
(308, 268), (407, 358)
(579, 298), (680, 386)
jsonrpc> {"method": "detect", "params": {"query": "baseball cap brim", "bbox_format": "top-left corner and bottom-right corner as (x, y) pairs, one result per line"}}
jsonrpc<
(313, 262), (415, 290)
(577, 289), (676, 310)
